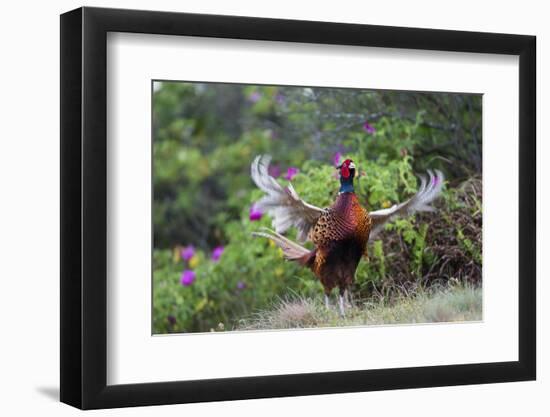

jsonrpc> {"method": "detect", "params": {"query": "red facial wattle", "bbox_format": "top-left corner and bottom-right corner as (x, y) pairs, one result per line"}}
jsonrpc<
(341, 166), (350, 178)
(341, 159), (352, 178)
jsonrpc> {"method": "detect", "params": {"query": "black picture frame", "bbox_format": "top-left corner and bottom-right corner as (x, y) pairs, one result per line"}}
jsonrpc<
(60, 6), (536, 410)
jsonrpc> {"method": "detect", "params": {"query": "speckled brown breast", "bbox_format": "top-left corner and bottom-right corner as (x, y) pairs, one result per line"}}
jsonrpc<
(307, 193), (372, 292)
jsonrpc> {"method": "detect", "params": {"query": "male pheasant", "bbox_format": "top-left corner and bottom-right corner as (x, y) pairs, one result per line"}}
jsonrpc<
(251, 155), (444, 316)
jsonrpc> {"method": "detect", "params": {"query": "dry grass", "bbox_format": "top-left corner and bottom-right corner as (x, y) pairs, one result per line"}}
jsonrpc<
(237, 284), (482, 331)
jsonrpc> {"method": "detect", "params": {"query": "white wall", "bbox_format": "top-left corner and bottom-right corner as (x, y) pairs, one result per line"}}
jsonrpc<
(0, 0), (546, 415)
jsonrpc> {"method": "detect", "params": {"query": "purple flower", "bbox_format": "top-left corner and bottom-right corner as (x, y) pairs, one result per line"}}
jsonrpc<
(167, 315), (176, 326)
(333, 151), (342, 167)
(275, 93), (285, 104)
(363, 121), (376, 134)
(248, 91), (261, 103)
(284, 167), (299, 181)
(181, 245), (195, 262)
(268, 164), (281, 178)
(236, 281), (247, 290)
(180, 270), (196, 286)
(211, 246), (224, 261)
(249, 204), (263, 221)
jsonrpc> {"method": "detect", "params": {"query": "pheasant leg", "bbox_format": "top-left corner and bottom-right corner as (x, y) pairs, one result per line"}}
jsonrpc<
(338, 295), (346, 317)
(324, 294), (331, 309)
(344, 289), (354, 308)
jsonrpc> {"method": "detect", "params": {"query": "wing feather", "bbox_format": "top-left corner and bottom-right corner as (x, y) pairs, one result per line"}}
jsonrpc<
(368, 170), (445, 241)
(251, 155), (325, 242)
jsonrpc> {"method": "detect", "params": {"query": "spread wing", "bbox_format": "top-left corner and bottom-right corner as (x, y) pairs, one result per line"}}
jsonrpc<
(369, 170), (445, 242)
(251, 155), (325, 242)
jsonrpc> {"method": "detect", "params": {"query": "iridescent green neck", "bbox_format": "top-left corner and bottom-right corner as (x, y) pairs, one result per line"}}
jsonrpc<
(339, 177), (355, 193)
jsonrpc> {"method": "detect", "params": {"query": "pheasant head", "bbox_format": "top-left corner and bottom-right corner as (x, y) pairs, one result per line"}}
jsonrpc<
(337, 159), (356, 193)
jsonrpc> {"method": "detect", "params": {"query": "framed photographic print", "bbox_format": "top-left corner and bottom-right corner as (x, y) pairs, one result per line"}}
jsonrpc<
(60, 6), (536, 410)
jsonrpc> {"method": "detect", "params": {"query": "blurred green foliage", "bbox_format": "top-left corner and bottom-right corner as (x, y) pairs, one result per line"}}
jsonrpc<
(152, 82), (482, 334)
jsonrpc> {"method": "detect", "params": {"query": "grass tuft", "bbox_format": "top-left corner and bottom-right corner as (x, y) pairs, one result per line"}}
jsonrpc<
(237, 284), (481, 331)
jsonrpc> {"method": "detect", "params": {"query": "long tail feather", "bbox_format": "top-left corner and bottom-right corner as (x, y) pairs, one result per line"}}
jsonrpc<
(252, 227), (310, 260)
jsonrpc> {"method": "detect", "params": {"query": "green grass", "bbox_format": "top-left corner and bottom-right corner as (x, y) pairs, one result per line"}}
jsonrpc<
(236, 285), (482, 331)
